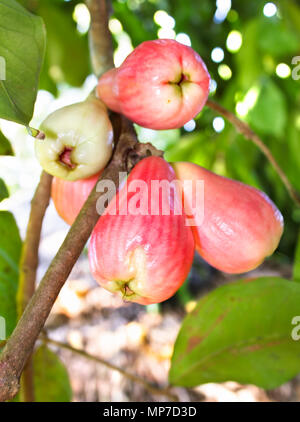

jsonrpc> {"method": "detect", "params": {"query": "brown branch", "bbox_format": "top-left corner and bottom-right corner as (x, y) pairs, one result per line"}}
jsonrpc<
(43, 335), (178, 402)
(17, 171), (53, 316)
(17, 171), (52, 402)
(86, 0), (114, 77)
(206, 99), (300, 207)
(0, 116), (162, 402)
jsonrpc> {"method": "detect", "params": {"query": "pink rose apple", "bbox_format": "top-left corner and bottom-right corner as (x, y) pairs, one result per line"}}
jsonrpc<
(52, 172), (101, 225)
(97, 39), (210, 130)
(172, 162), (284, 274)
(88, 156), (194, 304)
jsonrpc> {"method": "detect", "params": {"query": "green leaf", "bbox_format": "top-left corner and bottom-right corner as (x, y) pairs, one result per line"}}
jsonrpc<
(247, 79), (287, 137)
(32, 345), (72, 402)
(0, 178), (9, 202)
(37, 0), (90, 90)
(293, 232), (300, 283)
(0, 0), (46, 125)
(0, 211), (22, 337)
(236, 20), (263, 89)
(0, 131), (13, 155)
(170, 277), (300, 389)
(258, 19), (299, 57)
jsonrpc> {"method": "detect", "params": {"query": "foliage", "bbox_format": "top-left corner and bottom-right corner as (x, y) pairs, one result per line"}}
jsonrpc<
(0, 0), (45, 125)
(0, 131), (13, 156)
(32, 345), (72, 402)
(0, 211), (21, 336)
(170, 277), (300, 389)
(0, 179), (9, 202)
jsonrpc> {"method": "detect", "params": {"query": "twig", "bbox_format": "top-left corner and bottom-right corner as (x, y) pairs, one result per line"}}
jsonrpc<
(206, 99), (300, 207)
(86, 0), (114, 77)
(17, 171), (53, 402)
(43, 335), (178, 402)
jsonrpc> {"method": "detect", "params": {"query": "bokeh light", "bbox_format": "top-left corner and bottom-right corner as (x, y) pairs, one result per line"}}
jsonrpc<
(218, 64), (232, 80)
(109, 18), (123, 34)
(263, 2), (277, 17)
(213, 117), (225, 132)
(214, 0), (232, 23)
(211, 47), (224, 63)
(184, 119), (196, 132)
(72, 3), (90, 34)
(209, 79), (218, 94)
(175, 33), (191, 46)
(226, 30), (242, 53)
(235, 86), (259, 117)
(157, 27), (176, 39)
(276, 63), (291, 79)
(154, 10), (175, 29)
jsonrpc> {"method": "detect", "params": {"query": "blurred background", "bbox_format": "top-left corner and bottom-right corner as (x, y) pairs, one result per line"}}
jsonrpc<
(0, 0), (300, 401)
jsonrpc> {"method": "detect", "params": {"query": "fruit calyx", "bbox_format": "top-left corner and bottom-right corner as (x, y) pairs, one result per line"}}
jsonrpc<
(122, 283), (135, 298)
(59, 147), (76, 169)
(169, 72), (188, 86)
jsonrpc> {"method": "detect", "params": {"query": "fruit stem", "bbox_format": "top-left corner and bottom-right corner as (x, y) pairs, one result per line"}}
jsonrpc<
(42, 334), (179, 401)
(206, 99), (300, 207)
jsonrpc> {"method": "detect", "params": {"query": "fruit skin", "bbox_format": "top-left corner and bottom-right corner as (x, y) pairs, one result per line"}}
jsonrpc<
(51, 172), (101, 225)
(97, 39), (210, 130)
(88, 156), (195, 305)
(172, 162), (284, 274)
(35, 98), (113, 181)
(97, 68), (121, 113)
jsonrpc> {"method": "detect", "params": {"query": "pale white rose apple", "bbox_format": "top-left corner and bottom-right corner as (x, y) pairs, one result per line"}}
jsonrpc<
(35, 98), (113, 181)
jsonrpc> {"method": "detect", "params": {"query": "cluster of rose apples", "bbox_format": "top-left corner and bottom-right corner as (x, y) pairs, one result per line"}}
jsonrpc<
(35, 39), (284, 305)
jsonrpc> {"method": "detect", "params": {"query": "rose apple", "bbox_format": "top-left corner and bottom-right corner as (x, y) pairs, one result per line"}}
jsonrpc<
(52, 172), (101, 225)
(88, 156), (194, 304)
(172, 162), (284, 274)
(97, 39), (210, 130)
(96, 68), (121, 113)
(35, 98), (113, 181)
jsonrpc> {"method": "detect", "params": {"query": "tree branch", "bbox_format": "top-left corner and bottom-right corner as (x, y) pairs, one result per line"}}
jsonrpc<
(17, 171), (52, 402)
(86, 0), (114, 77)
(0, 116), (163, 402)
(17, 171), (53, 317)
(206, 99), (300, 207)
(43, 335), (178, 402)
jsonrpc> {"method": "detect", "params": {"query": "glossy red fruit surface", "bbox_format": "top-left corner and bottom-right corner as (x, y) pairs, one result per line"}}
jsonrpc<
(88, 156), (195, 304)
(97, 68), (121, 113)
(97, 39), (210, 130)
(172, 162), (284, 274)
(52, 172), (100, 225)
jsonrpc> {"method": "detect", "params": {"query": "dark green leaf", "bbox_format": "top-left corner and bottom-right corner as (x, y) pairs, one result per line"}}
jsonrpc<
(0, 0), (46, 125)
(0, 211), (22, 337)
(170, 277), (300, 389)
(0, 131), (13, 155)
(293, 232), (300, 283)
(33, 345), (72, 402)
(0, 178), (9, 202)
